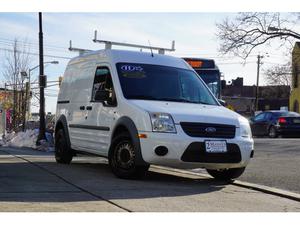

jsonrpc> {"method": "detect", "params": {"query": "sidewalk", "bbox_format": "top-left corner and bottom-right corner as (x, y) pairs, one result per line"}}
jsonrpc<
(0, 146), (299, 212)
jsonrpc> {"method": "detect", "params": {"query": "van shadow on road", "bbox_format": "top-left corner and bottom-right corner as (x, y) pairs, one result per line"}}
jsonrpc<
(0, 148), (227, 203)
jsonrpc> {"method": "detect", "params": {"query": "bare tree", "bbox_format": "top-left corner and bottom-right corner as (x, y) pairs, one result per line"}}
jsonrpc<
(264, 62), (292, 87)
(216, 12), (300, 59)
(1, 39), (31, 131)
(2, 39), (31, 85)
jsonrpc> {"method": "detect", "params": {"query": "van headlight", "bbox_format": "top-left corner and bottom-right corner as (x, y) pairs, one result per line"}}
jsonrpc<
(239, 117), (252, 138)
(149, 112), (176, 133)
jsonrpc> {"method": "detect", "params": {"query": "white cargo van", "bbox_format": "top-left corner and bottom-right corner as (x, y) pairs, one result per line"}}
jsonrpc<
(55, 46), (254, 180)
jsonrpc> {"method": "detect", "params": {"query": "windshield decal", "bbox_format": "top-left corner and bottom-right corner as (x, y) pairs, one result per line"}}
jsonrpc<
(121, 65), (144, 72)
(120, 65), (146, 78)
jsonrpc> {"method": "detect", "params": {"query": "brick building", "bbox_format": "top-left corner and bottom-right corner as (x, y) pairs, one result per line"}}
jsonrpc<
(289, 42), (300, 112)
(222, 78), (290, 116)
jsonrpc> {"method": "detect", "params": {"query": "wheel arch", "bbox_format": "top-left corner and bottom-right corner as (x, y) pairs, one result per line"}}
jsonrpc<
(110, 116), (148, 166)
(55, 115), (71, 147)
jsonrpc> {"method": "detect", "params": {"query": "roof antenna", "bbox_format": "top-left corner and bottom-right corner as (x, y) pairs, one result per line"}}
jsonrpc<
(148, 40), (154, 57)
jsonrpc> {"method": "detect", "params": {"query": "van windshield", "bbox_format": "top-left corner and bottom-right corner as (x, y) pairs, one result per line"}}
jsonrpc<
(116, 63), (218, 105)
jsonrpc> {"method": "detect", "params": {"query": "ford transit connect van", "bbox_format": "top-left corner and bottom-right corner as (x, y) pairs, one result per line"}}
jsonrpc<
(55, 49), (254, 180)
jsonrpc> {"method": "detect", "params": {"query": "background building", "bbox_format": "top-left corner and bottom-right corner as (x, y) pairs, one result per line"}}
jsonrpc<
(222, 78), (290, 116)
(289, 42), (300, 112)
(0, 88), (31, 133)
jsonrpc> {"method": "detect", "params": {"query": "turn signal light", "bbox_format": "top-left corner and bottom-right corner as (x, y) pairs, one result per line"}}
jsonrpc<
(278, 117), (287, 124)
(138, 133), (147, 138)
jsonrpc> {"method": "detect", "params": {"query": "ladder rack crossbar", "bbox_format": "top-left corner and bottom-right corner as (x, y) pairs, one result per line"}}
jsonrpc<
(68, 40), (93, 56)
(93, 30), (175, 54)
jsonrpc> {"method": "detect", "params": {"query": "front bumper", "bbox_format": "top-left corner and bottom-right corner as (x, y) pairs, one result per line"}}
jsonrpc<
(139, 125), (254, 170)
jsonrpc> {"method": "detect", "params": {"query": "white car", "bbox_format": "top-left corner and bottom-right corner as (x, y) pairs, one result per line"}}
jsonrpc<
(55, 49), (254, 180)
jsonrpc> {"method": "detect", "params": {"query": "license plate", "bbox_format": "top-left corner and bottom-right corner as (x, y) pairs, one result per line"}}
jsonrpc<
(293, 119), (300, 123)
(205, 140), (227, 153)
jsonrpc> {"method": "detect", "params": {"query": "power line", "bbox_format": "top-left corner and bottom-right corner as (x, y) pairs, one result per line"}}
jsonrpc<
(0, 37), (67, 50)
(216, 61), (257, 65)
(0, 47), (71, 60)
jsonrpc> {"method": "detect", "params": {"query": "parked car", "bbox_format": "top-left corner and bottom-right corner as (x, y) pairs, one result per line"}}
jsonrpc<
(249, 110), (300, 138)
(55, 48), (254, 181)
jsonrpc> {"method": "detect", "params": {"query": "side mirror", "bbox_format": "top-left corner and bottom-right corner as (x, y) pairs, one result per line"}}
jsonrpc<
(218, 99), (226, 106)
(95, 90), (110, 101)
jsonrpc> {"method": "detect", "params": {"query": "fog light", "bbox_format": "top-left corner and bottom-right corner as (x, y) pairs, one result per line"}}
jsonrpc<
(154, 146), (168, 156)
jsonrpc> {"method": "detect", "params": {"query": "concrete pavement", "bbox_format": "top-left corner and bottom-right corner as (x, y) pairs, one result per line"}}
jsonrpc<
(0, 146), (299, 212)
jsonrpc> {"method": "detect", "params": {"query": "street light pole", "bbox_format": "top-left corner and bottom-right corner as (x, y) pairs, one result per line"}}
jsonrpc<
(21, 60), (59, 123)
(37, 12), (46, 144)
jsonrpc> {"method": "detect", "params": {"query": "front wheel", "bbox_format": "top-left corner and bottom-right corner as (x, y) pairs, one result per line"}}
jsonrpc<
(109, 132), (149, 179)
(206, 167), (245, 181)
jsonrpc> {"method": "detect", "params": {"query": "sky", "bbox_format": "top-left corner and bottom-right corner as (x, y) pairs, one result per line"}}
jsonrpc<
(0, 12), (294, 113)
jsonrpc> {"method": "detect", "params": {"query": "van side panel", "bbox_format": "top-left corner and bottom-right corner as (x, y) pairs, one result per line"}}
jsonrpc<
(56, 63), (73, 139)
(70, 62), (95, 103)
(67, 61), (96, 149)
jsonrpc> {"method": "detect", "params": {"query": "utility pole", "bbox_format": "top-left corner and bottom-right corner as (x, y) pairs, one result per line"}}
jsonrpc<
(3, 83), (7, 136)
(22, 82), (29, 132)
(37, 12), (46, 144)
(13, 42), (17, 131)
(255, 54), (263, 112)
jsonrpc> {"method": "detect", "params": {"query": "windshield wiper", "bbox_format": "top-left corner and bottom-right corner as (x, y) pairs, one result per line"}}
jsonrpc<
(197, 101), (212, 105)
(161, 98), (214, 105)
(127, 96), (213, 105)
(156, 97), (194, 103)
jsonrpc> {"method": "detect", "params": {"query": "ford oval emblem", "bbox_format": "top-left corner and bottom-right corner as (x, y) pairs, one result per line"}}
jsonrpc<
(205, 127), (217, 133)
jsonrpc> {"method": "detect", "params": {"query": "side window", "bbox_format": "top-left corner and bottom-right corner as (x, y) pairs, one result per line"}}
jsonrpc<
(264, 112), (272, 121)
(91, 67), (116, 104)
(254, 113), (265, 122)
(179, 71), (211, 103)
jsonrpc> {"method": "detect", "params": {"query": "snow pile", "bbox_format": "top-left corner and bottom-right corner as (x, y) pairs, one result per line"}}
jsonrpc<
(0, 138), (4, 146)
(3, 129), (54, 152)
(7, 129), (38, 148)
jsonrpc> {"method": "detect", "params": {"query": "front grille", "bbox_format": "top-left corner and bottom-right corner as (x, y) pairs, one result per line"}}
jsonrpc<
(180, 122), (236, 139)
(181, 142), (241, 163)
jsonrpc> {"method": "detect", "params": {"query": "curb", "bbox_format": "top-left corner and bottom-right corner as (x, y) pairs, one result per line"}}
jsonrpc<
(152, 165), (300, 202)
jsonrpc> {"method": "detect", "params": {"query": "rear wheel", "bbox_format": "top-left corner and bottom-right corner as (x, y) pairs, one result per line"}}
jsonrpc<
(206, 167), (245, 181)
(268, 126), (277, 138)
(109, 132), (149, 179)
(55, 129), (73, 164)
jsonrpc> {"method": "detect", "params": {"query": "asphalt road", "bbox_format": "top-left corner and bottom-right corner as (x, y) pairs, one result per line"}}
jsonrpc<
(192, 138), (300, 193)
(0, 146), (299, 212)
(238, 138), (300, 194)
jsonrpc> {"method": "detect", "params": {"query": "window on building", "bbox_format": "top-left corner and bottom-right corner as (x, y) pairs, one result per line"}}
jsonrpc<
(293, 64), (299, 88)
(293, 100), (299, 113)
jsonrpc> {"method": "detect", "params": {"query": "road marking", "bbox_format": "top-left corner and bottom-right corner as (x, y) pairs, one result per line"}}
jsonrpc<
(152, 165), (300, 202)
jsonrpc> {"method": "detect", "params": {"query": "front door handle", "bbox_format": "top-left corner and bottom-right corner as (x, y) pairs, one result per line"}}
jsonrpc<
(79, 106), (85, 110)
(86, 106), (92, 110)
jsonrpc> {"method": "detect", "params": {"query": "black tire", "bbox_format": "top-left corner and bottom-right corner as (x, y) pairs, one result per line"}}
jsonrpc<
(55, 129), (73, 164)
(268, 126), (277, 138)
(109, 132), (149, 179)
(206, 167), (245, 181)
